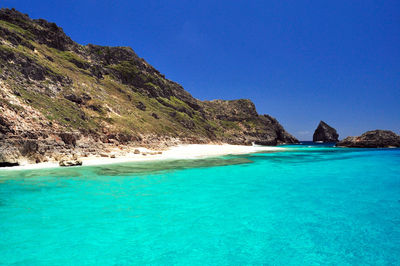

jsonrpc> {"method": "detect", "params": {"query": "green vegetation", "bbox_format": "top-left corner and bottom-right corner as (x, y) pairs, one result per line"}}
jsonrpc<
(0, 44), (14, 53)
(0, 19), (33, 38)
(109, 60), (139, 74)
(54, 50), (89, 69)
(220, 120), (241, 130)
(14, 87), (99, 131)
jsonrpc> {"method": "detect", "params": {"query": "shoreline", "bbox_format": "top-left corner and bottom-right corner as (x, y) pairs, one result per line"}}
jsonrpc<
(0, 144), (285, 171)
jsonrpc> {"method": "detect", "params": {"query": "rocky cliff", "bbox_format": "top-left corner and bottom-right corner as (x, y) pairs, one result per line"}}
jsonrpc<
(313, 121), (339, 142)
(337, 130), (400, 148)
(0, 8), (298, 165)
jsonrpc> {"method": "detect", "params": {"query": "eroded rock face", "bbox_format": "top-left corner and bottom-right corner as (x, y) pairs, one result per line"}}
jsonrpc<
(59, 133), (78, 146)
(0, 8), (78, 51)
(202, 100), (298, 145)
(337, 130), (400, 148)
(313, 121), (339, 143)
(0, 116), (13, 135)
(0, 143), (21, 166)
(202, 99), (259, 121)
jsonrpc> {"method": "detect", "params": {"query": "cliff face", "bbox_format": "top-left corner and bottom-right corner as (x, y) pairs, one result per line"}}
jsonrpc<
(0, 8), (298, 164)
(313, 121), (339, 142)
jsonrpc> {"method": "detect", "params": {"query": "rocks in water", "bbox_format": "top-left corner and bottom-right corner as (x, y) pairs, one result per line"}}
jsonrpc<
(59, 159), (82, 167)
(134, 149), (140, 154)
(313, 121), (339, 143)
(337, 130), (400, 148)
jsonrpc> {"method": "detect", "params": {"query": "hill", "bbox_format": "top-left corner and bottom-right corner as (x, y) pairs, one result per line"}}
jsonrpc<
(0, 8), (297, 165)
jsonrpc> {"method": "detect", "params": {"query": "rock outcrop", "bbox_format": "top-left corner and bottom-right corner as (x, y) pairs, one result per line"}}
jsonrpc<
(313, 121), (339, 143)
(337, 130), (400, 148)
(201, 100), (298, 145)
(0, 143), (20, 166)
(59, 159), (82, 167)
(0, 8), (298, 166)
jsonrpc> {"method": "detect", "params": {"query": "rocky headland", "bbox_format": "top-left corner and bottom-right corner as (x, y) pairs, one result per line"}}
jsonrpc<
(0, 8), (298, 166)
(313, 121), (339, 143)
(337, 130), (400, 148)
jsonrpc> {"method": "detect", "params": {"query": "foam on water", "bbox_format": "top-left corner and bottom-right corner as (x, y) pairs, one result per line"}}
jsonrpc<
(0, 144), (399, 265)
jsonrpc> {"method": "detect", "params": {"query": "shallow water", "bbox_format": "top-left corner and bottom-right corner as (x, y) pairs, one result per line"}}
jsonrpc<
(0, 145), (399, 265)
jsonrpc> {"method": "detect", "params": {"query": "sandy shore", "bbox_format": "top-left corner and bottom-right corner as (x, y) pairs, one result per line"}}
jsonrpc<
(0, 144), (284, 171)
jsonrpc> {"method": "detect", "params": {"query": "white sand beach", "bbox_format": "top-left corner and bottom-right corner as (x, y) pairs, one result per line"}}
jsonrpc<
(2, 144), (285, 171)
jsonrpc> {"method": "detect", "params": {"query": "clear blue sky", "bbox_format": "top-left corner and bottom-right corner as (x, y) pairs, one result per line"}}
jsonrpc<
(2, 0), (399, 140)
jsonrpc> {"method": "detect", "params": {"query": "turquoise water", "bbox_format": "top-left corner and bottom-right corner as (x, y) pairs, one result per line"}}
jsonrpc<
(0, 144), (399, 265)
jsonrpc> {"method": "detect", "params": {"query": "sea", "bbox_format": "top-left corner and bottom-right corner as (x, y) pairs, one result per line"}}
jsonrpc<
(0, 143), (399, 265)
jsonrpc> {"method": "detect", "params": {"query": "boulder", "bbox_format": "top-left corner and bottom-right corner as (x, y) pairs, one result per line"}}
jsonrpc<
(59, 159), (82, 167)
(0, 143), (20, 166)
(136, 101), (146, 111)
(337, 130), (400, 148)
(313, 121), (339, 143)
(64, 94), (83, 104)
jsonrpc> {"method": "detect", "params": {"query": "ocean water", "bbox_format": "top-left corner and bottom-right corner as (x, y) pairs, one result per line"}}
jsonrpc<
(0, 144), (399, 265)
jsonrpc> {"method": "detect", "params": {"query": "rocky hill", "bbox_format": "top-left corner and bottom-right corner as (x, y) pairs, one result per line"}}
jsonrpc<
(0, 8), (298, 165)
(313, 121), (339, 143)
(337, 130), (400, 148)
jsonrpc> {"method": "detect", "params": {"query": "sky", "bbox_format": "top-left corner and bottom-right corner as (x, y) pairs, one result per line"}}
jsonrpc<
(2, 0), (399, 140)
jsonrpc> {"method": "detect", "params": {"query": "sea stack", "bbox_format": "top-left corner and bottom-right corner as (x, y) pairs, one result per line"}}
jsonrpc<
(313, 121), (339, 143)
(337, 130), (400, 148)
